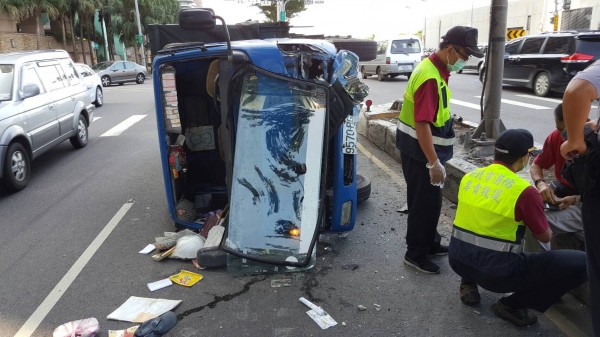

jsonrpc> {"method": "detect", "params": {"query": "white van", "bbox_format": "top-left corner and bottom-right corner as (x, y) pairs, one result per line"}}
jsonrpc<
(359, 36), (422, 81)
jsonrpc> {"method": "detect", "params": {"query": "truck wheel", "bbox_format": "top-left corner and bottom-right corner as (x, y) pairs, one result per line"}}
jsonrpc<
(327, 38), (377, 61)
(357, 174), (371, 204)
(360, 66), (368, 79)
(2, 142), (30, 192)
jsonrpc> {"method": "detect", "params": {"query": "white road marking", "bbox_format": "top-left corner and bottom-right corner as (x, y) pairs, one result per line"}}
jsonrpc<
(475, 96), (550, 109)
(13, 202), (134, 337)
(515, 95), (562, 104)
(100, 115), (146, 137)
(451, 99), (481, 110)
(92, 117), (101, 123)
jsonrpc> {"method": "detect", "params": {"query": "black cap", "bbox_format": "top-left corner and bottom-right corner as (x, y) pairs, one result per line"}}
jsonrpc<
(442, 26), (484, 58)
(495, 129), (534, 157)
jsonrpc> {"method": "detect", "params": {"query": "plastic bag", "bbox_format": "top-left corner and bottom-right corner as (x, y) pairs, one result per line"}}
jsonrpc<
(53, 317), (99, 337)
(170, 235), (204, 259)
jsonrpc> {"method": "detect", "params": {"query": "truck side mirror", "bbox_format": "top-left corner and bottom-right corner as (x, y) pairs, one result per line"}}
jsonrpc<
(179, 8), (216, 31)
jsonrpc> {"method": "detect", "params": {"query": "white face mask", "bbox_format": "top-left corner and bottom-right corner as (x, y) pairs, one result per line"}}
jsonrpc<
(521, 155), (531, 172)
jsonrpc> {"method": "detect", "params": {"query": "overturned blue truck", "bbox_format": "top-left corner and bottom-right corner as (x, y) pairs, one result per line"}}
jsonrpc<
(149, 8), (375, 272)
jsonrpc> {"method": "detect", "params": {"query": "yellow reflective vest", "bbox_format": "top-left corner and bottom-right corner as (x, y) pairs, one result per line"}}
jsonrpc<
(396, 57), (454, 163)
(454, 164), (531, 245)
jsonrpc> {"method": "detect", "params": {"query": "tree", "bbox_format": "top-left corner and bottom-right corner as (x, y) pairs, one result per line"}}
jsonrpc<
(0, 0), (26, 22)
(20, 0), (60, 49)
(254, 0), (306, 23)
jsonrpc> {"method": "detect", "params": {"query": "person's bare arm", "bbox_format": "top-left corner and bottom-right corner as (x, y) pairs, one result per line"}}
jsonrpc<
(561, 79), (598, 159)
(530, 163), (557, 204)
(532, 228), (552, 243)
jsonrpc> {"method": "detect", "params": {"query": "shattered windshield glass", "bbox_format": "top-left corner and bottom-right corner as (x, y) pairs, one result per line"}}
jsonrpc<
(225, 69), (327, 266)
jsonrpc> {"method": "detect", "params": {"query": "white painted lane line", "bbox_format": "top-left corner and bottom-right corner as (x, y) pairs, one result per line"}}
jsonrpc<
(13, 202), (134, 337)
(475, 96), (551, 110)
(451, 99), (481, 110)
(100, 115), (146, 137)
(92, 117), (101, 123)
(515, 95), (562, 104)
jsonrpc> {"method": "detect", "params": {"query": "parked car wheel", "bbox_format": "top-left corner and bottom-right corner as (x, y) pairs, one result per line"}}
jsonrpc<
(479, 67), (486, 83)
(94, 86), (103, 107)
(70, 114), (88, 149)
(2, 142), (30, 192)
(357, 174), (371, 204)
(101, 75), (111, 87)
(406, 72), (412, 79)
(533, 71), (551, 97)
(327, 38), (377, 62)
(377, 68), (385, 81)
(136, 73), (146, 84)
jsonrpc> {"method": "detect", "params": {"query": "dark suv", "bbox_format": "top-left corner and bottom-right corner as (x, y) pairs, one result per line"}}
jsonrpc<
(479, 31), (600, 96)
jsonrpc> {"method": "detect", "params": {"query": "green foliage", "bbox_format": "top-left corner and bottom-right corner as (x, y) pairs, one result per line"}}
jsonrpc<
(254, 0), (306, 23)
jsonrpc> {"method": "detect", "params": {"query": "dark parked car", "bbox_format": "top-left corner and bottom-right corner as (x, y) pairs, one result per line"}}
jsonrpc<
(479, 31), (600, 96)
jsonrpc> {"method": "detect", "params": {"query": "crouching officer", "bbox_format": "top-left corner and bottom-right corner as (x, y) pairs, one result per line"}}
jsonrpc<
(448, 129), (587, 327)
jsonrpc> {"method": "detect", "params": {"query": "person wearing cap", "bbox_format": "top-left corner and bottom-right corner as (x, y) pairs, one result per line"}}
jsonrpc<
(560, 60), (600, 335)
(448, 129), (587, 327)
(396, 26), (484, 274)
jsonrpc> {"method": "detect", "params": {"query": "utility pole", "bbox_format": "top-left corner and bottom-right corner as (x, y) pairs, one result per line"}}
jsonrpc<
(471, 0), (507, 153)
(134, 0), (146, 68)
(277, 0), (290, 22)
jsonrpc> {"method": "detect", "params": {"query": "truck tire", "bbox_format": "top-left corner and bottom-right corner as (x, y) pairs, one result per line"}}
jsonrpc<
(327, 38), (377, 61)
(357, 174), (371, 204)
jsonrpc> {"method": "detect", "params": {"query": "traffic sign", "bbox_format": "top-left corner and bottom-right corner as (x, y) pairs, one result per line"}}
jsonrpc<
(506, 28), (525, 40)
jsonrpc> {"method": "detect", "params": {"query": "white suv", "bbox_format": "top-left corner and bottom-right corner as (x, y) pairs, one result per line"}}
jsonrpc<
(0, 50), (94, 192)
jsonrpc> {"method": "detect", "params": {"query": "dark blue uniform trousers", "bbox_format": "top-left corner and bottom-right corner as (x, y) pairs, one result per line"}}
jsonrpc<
(583, 187), (600, 335)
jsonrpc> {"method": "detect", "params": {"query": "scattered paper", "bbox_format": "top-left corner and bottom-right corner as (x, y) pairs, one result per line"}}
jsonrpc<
(107, 296), (182, 323)
(147, 278), (173, 291)
(306, 310), (337, 329)
(108, 325), (138, 337)
(139, 244), (156, 254)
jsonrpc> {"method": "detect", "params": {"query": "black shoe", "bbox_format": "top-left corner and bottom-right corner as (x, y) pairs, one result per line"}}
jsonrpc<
(404, 255), (440, 274)
(491, 300), (537, 327)
(429, 245), (449, 256)
(459, 282), (481, 306)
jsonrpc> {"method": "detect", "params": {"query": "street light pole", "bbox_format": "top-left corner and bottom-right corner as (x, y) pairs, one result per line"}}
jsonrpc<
(134, 0), (146, 68)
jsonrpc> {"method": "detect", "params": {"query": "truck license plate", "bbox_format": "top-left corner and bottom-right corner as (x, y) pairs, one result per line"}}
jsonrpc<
(342, 115), (357, 154)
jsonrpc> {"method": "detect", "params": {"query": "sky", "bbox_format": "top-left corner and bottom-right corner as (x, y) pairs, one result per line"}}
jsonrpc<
(201, 0), (495, 39)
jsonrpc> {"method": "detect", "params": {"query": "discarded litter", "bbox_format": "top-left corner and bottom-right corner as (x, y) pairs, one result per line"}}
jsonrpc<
(271, 279), (292, 288)
(299, 297), (337, 329)
(53, 317), (99, 337)
(108, 325), (138, 337)
(107, 296), (181, 323)
(133, 311), (177, 337)
(169, 270), (203, 287)
(357, 304), (367, 311)
(147, 278), (173, 292)
(151, 246), (175, 261)
(398, 203), (409, 213)
(139, 244), (156, 254)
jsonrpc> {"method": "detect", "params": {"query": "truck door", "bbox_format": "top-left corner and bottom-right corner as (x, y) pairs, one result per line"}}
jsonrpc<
(223, 67), (329, 267)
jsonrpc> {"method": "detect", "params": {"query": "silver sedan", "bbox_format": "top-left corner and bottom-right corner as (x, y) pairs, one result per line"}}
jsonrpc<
(92, 60), (148, 87)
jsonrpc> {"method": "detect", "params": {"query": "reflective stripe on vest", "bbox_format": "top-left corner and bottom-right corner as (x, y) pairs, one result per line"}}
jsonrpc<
(454, 164), (530, 244)
(397, 120), (455, 146)
(452, 227), (523, 253)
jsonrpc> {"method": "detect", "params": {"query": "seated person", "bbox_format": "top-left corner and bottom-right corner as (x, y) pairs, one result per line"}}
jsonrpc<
(530, 103), (585, 243)
(449, 129), (587, 327)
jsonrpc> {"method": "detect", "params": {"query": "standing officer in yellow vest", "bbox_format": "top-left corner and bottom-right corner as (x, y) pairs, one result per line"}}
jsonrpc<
(449, 129), (587, 327)
(397, 26), (483, 274)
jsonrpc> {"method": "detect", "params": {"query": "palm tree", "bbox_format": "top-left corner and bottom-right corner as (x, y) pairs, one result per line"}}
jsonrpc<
(0, 0), (26, 22)
(20, 0), (60, 50)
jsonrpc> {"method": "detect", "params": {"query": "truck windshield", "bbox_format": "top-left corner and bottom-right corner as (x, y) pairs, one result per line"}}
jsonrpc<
(391, 39), (421, 54)
(0, 65), (14, 101)
(225, 68), (327, 266)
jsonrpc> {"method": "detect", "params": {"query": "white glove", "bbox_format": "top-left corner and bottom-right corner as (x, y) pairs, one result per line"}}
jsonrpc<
(426, 159), (446, 188)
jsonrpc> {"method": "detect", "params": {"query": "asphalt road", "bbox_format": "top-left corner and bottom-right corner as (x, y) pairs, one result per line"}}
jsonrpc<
(362, 69), (600, 145)
(0, 79), (593, 336)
